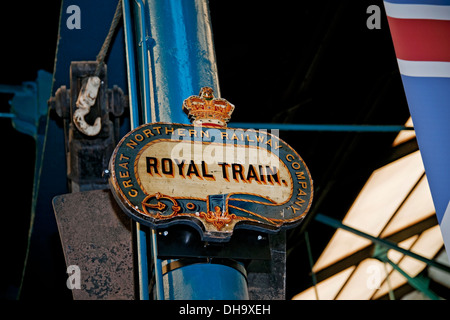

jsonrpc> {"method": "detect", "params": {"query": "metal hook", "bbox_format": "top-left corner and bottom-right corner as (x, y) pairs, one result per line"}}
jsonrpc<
(73, 76), (102, 136)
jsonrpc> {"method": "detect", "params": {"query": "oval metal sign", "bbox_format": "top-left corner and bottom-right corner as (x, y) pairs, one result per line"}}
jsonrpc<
(109, 122), (313, 241)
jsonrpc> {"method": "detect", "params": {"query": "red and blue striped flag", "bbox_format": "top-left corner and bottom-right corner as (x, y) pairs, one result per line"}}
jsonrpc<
(383, 0), (450, 253)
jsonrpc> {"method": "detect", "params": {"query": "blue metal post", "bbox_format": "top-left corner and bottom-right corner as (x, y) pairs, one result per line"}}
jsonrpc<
(131, 0), (248, 300)
(123, 0), (151, 301)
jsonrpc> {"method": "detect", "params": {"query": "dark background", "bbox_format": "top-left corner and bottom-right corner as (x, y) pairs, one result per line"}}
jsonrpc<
(0, 0), (410, 300)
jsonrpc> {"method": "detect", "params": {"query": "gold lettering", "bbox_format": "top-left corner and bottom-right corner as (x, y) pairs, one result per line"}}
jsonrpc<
(119, 154), (130, 161)
(295, 197), (305, 207)
(296, 171), (305, 180)
(153, 126), (162, 134)
(122, 179), (133, 188)
(119, 171), (130, 178)
(292, 162), (301, 170)
(119, 162), (129, 170)
(143, 128), (154, 137)
(126, 139), (138, 149)
(256, 135), (265, 143)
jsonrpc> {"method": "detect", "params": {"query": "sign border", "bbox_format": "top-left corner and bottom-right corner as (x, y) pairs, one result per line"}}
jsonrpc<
(109, 122), (313, 241)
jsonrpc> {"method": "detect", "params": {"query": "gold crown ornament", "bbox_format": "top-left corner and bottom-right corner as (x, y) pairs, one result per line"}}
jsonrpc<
(182, 87), (235, 127)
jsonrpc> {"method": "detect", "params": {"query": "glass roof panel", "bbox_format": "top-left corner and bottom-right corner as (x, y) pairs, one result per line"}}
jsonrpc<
(294, 125), (447, 300)
(371, 236), (419, 299)
(397, 225), (445, 278)
(335, 259), (384, 300)
(387, 236), (418, 264)
(381, 175), (435, 238)
(292, 266), (355, 300)
(312, 229), (371, 272)
(313, 151), (425, 272)
(342, 150), (424, 235)
(392, 117), (415, 147)
(372, 266), (408, 299)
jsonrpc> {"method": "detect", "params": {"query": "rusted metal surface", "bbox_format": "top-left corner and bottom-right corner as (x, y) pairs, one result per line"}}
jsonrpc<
(52, 189), (135, 300)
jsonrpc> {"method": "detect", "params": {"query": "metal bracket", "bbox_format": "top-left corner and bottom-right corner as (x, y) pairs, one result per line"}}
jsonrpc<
(49, 61), (128, 192)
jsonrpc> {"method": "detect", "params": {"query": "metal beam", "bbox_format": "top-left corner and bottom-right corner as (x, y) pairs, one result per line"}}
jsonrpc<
(229, 123), (414, 132)
(0, 113), (16, 118)
(315, 213), (450, 275)
(313, 215), (438, 283)
(123, 0), (156, 301)
(373, 244), (440, 300)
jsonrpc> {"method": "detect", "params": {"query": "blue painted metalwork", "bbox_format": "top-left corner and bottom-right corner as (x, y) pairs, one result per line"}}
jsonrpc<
(133, 0), (220, 124)
(0, 113), (16, 118)
(122, 0), (140, 128)
(135, 224), (150, 300)
(123, 0), (150, 301)
(162, 261), (249, 300)
(131, 0), (248, 300)
(150, 229), (164, 300)
(0, 84), (25, 93)
(132, 0), (166, 300)
(229, 123), (414, 132)
(2, 70), (52, 139)
(20, 0), (130, 299)
(1, 72), (53, 298)
(133, 0), (154, 123)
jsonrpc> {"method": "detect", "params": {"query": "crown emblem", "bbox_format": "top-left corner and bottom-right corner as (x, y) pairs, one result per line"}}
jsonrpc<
(182, 87), (235, 127)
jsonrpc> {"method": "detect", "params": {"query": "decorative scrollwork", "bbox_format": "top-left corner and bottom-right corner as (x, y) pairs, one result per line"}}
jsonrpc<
(199, 206), (237, 231)
(142, 192), (181, 218)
